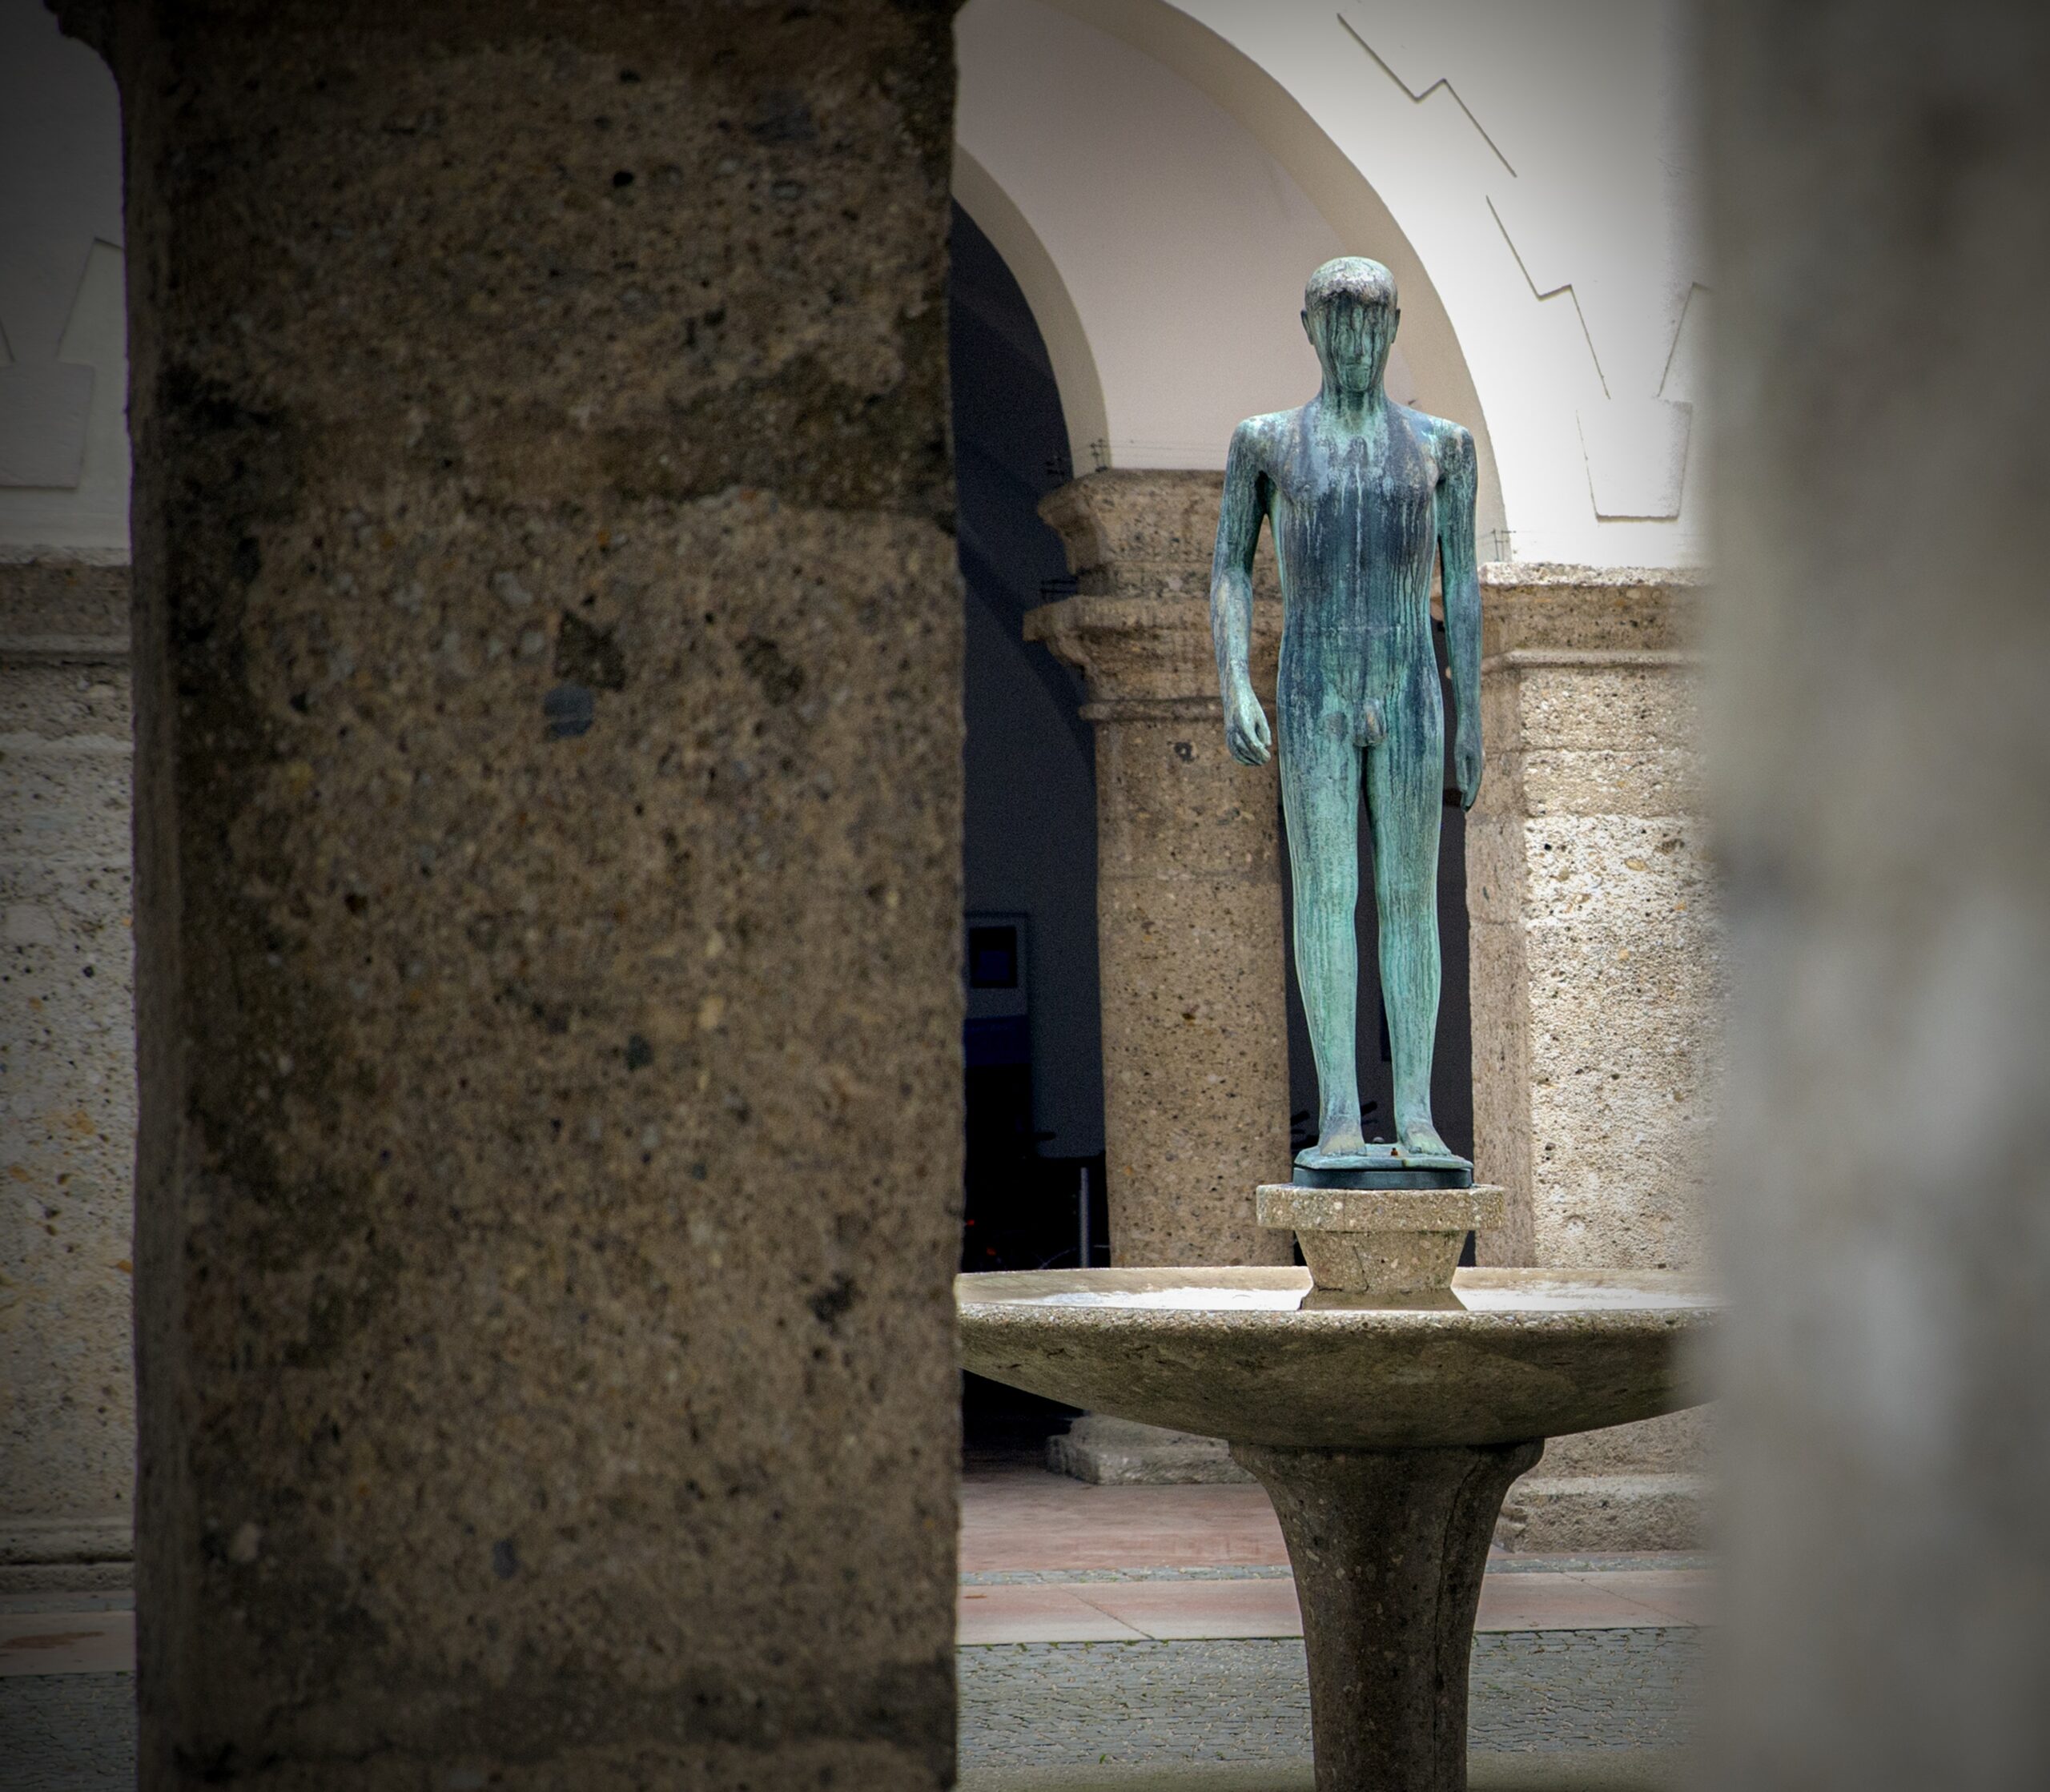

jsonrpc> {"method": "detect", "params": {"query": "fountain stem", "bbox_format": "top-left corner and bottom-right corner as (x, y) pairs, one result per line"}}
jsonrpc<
(1231, 1437), (1545, 1791)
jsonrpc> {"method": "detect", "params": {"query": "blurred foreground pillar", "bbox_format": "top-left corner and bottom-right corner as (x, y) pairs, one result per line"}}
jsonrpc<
(78, 3), (963, 1786)
(1709, 3), (2050, 1784)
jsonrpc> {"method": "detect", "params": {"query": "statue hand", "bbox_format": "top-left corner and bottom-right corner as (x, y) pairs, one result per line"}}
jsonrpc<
(1453, 724), (1482, 809)
(1224, 684), (1272, 765)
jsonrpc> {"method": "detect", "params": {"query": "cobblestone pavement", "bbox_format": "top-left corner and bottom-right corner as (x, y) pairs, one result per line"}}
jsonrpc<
(960, 1629), (1703, 1786)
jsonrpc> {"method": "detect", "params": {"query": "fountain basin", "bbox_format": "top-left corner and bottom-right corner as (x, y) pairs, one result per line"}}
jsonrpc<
(959, 1265), (1714, 1452)
(960, 1265), (1715, 1790)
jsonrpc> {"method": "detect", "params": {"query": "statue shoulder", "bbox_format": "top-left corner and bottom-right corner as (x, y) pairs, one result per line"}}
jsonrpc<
(1228, 410), (1295, 469)
(1407, 407), (1476, 474)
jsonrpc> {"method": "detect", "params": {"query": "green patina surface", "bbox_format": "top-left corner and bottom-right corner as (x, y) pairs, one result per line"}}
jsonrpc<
(1210, 258), (1481, 1178)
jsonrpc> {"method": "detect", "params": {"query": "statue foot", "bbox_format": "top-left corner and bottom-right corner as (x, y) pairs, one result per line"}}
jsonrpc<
(1297, 1127), (1400, 1171)
(1396, 1123), (1469, 1169)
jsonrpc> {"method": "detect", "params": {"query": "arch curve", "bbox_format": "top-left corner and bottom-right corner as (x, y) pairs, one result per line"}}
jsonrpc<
(955, 0), (1506, 545)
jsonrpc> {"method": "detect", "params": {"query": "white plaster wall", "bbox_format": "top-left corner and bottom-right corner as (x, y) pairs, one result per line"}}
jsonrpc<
(958, 0), (1369, 471)
(0, 0), (129, 556)
(971, 0), (1707, 569)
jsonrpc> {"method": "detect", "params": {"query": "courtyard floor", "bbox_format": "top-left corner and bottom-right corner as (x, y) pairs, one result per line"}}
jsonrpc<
(0, 1462), (1710, 1790)
(956, 1459), (1710, 1790)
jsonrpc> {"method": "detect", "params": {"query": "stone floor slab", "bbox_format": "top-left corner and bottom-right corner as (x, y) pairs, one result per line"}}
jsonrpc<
(1077, 1577), (1306, 1641)
(959, 1569), (1707, 1644)
(0, 1609), (134, 1677)
(959, 1585), (1152, 1644)
(963, 1466), (1287, 1573)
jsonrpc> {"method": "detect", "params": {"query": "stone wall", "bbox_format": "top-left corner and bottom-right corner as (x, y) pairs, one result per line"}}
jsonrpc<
(0, 556), (135, 1591)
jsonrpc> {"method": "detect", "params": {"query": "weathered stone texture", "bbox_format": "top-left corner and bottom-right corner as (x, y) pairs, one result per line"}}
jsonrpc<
(1467, 568), (1716, 1548)
(1030, 473), (1291, 1268)
(84, 2), (964, 1785)
(1, 559), (136, 1589)
(1468, 571), (1714, 1273)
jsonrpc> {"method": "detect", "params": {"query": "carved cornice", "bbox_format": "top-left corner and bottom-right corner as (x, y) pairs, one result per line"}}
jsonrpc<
(1478, 564), (1702, 659)
(1030, 473), (1277, 716)
(1037, 470), (1280, 603)
(1026, 595), (1279, 717)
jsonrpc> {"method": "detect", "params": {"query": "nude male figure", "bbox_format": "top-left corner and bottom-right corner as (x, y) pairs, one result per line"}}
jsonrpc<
(1209, 257), (1481, 1178)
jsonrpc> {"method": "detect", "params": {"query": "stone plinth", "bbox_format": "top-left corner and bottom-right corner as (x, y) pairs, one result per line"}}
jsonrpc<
(1028, 472), (1292, 1268)
(86, 3), (963, 1786)
(1468, 563), (1714, 1545)
(1045, 1416), (1255, 1486)
(1259, 1183), (1505, 1300)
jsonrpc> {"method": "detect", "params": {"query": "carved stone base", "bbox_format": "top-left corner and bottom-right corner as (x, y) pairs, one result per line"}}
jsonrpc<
(1258, 1184), (1505, 1300)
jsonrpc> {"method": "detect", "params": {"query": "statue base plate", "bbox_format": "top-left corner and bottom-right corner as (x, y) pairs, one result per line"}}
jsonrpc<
(1258, 1183), (1505, 1304)
(1292, 1143), (1473, 1190)
(1292, 1161), (1473, 1189)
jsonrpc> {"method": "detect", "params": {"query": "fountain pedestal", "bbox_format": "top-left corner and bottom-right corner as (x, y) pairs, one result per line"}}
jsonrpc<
(1233, 1437), (1543, 1792)
(1259, 1183), (1505, 1301)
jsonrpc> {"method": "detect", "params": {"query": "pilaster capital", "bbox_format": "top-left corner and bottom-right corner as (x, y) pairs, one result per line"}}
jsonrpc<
(1478, 563), (1705, 663)
(1029, 472), (1279, 715)
(1026, 595), (1280, 719)
(1037, 471), (1283, 604)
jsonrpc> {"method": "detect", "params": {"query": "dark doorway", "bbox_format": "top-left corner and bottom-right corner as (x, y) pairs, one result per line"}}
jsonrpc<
(951, 202), (1103, 1457)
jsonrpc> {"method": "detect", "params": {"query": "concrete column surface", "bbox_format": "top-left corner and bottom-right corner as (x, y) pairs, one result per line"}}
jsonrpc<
(1029, 472), (1292, 1268)
(79, 3), (963, 1786)
(0, 558), (135, 1592)
(1709, 3), (2050, 1786)
(1467, 564), (1716, 1549)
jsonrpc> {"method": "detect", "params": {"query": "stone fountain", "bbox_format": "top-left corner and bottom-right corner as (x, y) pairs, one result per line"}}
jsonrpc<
(958, 260), (1717, 1790)
(959, 1264), (1713, 1789)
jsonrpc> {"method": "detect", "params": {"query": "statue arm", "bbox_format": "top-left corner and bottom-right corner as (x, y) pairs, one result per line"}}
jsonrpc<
(1211, 420), (1272, 765)
(1438, 424), (1483, 809)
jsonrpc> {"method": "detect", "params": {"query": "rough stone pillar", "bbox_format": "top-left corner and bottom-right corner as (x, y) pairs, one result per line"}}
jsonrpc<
(1466, 565), (1715, 1547)
(0, 558), (135, 1593)
(85, 4), (963, 1786)
(1710, 5), (2050, 1785)
(1027, 472), (1292, 1268)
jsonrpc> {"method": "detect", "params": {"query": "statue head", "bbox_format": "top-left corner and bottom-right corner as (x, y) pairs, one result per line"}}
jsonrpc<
(1302, 257), (1399, 396)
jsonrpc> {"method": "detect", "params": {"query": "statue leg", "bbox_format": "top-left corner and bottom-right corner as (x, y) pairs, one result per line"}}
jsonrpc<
(1366, 677), (1451, 1159)
(1280, 709), (1365, 1159)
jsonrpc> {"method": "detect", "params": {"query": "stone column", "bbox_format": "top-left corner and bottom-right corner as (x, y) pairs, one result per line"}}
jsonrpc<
(0, 559), (135, 1593)
(1466, 565), (1715, 1548)
(1027, 472), (1292, 1268)
(85, 4), (963, 1786)
(1710, 5), (2050, 1785)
